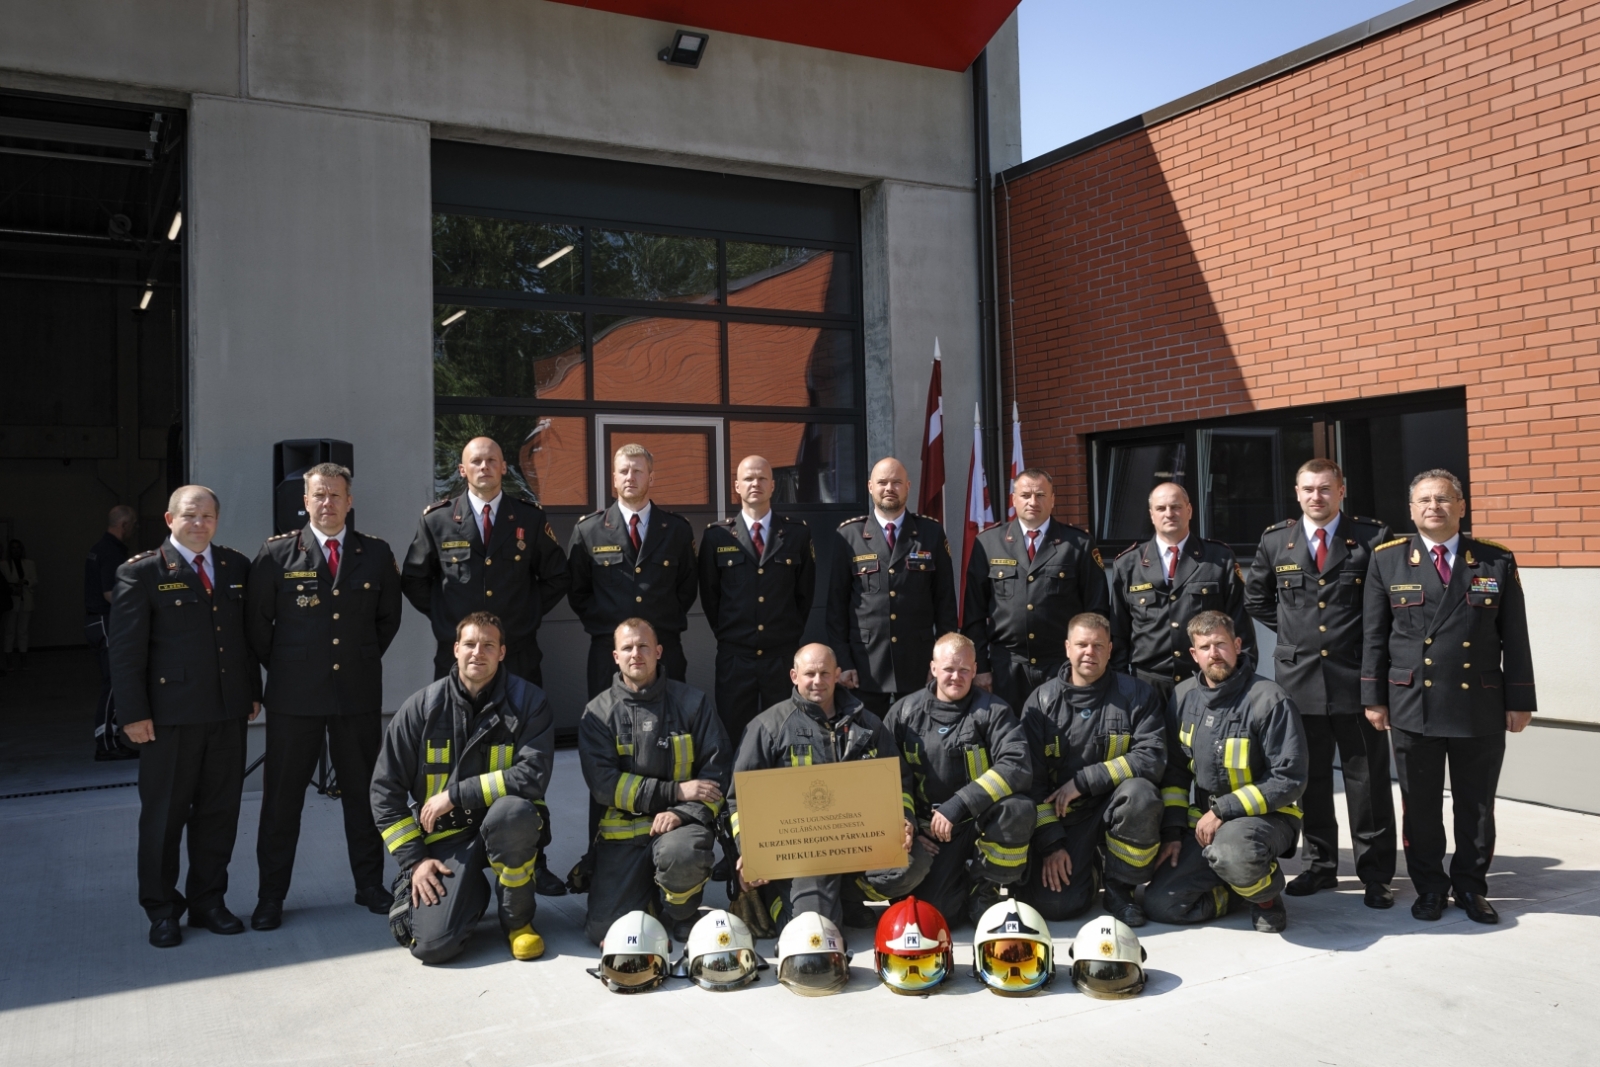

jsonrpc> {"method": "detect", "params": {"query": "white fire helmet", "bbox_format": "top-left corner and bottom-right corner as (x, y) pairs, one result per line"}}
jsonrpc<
(685, 909), (760, 991)
(971, 899), (1055, 995)
(1066, 915), (1147, 999)
(776, 911), (850, 997)
(597, 911), (671, 994)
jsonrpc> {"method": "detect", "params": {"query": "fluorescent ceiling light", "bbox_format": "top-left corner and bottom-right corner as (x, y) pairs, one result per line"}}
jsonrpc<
(138, 289), (153, 310)
(167, 210), (182, 241)
(537, 244), (574, 269)
(440, 309), (467, 326)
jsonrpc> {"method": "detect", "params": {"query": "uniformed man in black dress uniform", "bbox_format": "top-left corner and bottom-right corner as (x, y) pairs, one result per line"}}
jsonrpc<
(1108, 482), (1253, 704)
(87, 504), (139, 760)
(1245, 457), (1397, 908)
(962, 467), (1108, 711)
(697, 455), (816, 744)
(1361, 468), (1536, 925)
(246, 463), (404, 930)
(110, 486), (259, 948)
(401, 436), (570, 895)
(826, 456), (958, 716)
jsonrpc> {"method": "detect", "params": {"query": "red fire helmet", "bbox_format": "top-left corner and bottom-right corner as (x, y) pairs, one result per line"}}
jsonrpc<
(873, 896), (953, 994)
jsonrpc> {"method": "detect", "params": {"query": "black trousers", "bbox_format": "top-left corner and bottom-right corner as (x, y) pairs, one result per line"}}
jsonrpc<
(87, 616), (121, 753)
(1134, 669), (1182, 708)
(136, 718), (246, 921)
(854, 690), (903, 718)
(256, 711), (385, 902)
(989, 648), (1061, 715)
(1300, 713), (1396, 885)
(916, 795), (1035, 925)
(1391, 727), (1506, 897)
(713, 644), (796, 749)
(1021, 778), (1164, 921)
(587, 631), (685, 699)
(434, 638), (542, 686)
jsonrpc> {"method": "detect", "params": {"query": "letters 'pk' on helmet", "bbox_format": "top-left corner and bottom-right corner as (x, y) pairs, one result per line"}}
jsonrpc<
(874, 896), (953, 995)
(598, 911), (672, 994)
(972, 899), (1055, 996)
(1066, 915), (1147, 999)
(776, 911), (850, 997)
(685, 909), (760, 991)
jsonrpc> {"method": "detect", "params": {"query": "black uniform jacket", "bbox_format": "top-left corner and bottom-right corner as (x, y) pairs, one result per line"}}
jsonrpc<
(579, 673), (731, 840)
(370, 666), (554, 870)
(961, 519), (1109, 673)
(885, 683), (1032, 827)
(697, 513), (815, 652)
(826, 512), (958, 693)
(85, 530), (130, 616)
(1160, 665), (1307, 840)
(1360, 533), (1536, 736)
(729, 688), (916, 843)
(401, 491), (570, 646)
(109, 541), (260, 726)
(568, 503), (698, 636)
(1244, 513), (1391, 715)
(1022, 669), (1166, 851)
(1109, 535), (1254, 683)
(247, 525), (403, 717)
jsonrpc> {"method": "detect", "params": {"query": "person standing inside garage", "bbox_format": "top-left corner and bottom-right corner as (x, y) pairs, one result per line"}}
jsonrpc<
(87, 505), (140, 760)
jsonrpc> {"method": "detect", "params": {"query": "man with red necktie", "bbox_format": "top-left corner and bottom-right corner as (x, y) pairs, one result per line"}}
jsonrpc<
(1361, 469), (1536, 925)
(109, 486), (260, 948)
(1246, 458), (1396, 909)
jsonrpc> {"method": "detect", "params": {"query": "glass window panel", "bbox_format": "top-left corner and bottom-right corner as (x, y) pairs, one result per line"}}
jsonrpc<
(1198, 429), (1280, 545)
(432, 214), (581, 295)
(727, 323), (853, 408)
(433, 306), (585, 399)
(1099, 439), (1188, 541)
(591, 229), (717, 303)
(591, 314), (721, 404)
(730, 421), (859, 504)
(434, 413), (589, 507)
(726, 244), (852, 314)
(603, 428), (714, 507)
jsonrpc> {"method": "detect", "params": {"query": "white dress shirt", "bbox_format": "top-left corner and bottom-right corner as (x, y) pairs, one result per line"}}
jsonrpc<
(619, 501), (653, 546)
(171, 538), (215, 580)
(1020, 518), (1051, 556)
(742, 508), (772, 552)
(311, 525), (346, 564)
(467, 489), (503, 530)
(1302, 512), (1341, 546)
(874, 508), (907, 544)
(1154, 533), (1189, 579)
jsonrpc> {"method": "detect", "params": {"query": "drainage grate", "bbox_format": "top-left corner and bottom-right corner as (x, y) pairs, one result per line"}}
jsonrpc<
(0, 780), (138, 801)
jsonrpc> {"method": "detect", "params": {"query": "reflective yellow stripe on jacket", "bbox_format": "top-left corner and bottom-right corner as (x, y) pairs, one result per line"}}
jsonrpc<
(1222, 736), (1303, 819)
(381, 817), (422, 854)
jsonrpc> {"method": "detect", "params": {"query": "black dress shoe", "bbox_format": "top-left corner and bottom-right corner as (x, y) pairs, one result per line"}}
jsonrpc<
(1411, 891), (1446, 921)
(95, 745), (140, 762)
(1364, 882), (1395, 909)
(354, 885), (391, 914)
(534, 864), (568, 897)
(1103, 882), (1147, 928)
(149, 918), (182, 948)
(189, 905), (246, 934)
(251, 900), (283, 930)
(1284, 870), (1339, 897)
(1452, 891), (1500, 925)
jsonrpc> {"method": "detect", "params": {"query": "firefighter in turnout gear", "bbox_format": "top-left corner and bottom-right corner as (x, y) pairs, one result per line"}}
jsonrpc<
(729, 643), (929, 934)
(1146, 611), (1308, 933)
(579, 619), (731, 945)
(1020, 613), (1166, 927)
(370, 612), (554, 964)
(885, 633), (1035, 925)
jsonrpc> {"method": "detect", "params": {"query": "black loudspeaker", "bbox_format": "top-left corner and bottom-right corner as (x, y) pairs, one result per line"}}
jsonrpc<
(273, 439), (354, 535)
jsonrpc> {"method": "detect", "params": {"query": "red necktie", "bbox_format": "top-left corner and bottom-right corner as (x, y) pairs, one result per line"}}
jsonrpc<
(1432, 544), (1451, 584)
(752, 521), (766, 557)
(1313, 528), (1328, 572)
(326, 538), (340, 579)
(1026, 529), (1038, 562)
(885, 521), (897, 551)
(481, 504), (493, 546)
(1166, 545), (1180, 582)
(193, 554), (212, 594)
(629, 513), (641, 551)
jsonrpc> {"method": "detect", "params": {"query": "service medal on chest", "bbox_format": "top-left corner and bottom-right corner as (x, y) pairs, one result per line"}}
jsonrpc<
(296, 594), (321, 608)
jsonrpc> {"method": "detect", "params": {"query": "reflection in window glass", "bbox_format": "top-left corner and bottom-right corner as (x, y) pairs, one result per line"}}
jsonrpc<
(727, 323), (853, 408)
(1100, 440), (1187, 541)
(603, 428), (713, 507)
(726, 244), (852, 314)
(434, 413), (588, 507)
(591, 314), (720, 405)
(432, 215), (581, 295)
(433, 306), (585, 399)
(730, 421), (858, 504)
(591, 230), (717, 303)
(1199, 429), (1279, 545)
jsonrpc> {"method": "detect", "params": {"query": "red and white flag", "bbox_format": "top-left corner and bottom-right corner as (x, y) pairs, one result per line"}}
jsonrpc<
(960, 402), (995, 621)
(917, 340), (945, 521)
(1006, 402), (1024, 521)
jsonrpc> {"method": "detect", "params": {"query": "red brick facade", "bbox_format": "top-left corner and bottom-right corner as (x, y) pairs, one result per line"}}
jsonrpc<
(1000, 0), (1600, 566)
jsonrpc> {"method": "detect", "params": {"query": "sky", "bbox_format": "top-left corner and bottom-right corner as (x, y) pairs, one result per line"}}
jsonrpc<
(1018, 0), (1410, 161)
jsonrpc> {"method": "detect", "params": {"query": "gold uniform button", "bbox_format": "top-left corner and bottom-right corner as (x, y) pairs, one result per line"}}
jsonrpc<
(174, 599), (182, 606)
(889, 591), (896, 598)
(758, 568), (765, 575)
(1425, 658), (1433, 665)
(756, 649), (763, 656)
(635, 567), (642, 574)
(332, 613), (339, 620)
(662, 560), (670, 567)
(888, 568), (895, 575)
(1174, 650), (1183, 657)
(484, 590), (492, 597)
(333, 664), (340, 671)
(1320, 650), (1328, 657)
(891, 637), (897, 643)
(1319, 625), (1327, 632)
(1463, 663), (1471, 669)
(159, 677), (166, 684)
(1424, 637), (1432, 645)
(1026, 604), (1034, 611)
(636, 596), (643, 603)
(1461, 682), (1470, 690)
(1030, 658), (1037, 664)
(890, 614), (897, 620)
(1174, 674), (1182, 682)
(485, 558), (492, 566)
(1027, 575), (1034, 582)
(1484, 598), (1492, 605)
(757, 624), (764, 631)
(296, 584), (304, 591)
(1463, 641), (1471, 648)
(1424, 679), (1432, 687)
(1318, 579), (1326, 586)
(332, 639), (340, 646)
(332, 589), (340, 596)
(1170, 622), (1180, 629)
(1169, 595), (1177, 602)
(1318, 601), (1326, 609)
(514, 556), (521, 561)
(758, 596), (765, 603)
(1027, 633), (1034, 639)
(364, 583), (371, 589)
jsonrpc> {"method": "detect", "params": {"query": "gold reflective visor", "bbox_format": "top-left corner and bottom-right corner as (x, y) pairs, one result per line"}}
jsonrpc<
(600, 953), (667, 993)
(689, 948), (759, 990)
(879, 951), (947, 993)
(1071, 958), (1145, 999)
(978, 939), (1051, 993)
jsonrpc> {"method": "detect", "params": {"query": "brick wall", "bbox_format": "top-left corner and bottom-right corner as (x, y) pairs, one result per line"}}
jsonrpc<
(1000, 0), (1600, 566)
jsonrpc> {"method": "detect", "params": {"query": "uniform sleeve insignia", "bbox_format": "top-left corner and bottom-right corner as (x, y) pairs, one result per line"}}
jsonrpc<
(1233, 562), (1244, 581)
(541, 522), (556, 542)
(423, 499), (450, 515)
(1091, 547), (1104, 568)
(1374, 537), (1409, 551)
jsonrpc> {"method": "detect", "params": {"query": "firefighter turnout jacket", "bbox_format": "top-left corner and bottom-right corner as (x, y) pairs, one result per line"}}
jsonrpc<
(885, 683), (1033, 829)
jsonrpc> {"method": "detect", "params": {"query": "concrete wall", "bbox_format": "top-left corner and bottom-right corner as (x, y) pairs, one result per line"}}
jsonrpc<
(187, 96), (436, 708)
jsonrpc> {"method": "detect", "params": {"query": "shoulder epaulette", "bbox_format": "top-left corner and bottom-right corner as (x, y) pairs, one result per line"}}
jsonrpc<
(127, 549), (158, 563)
(1349, 514), (1385, 526)
(578, 510), (605, 524)
(839, 515), (867, 528)
(1203, 538), (1235, 550)
(707, 517), (736, 529)
(1264, 518), (1295, 533)
(1375, 537), (1409, 551)
(267, 531), (295, 541)
(359, 531), (390, 546)
(1470, 536), (1512, 552)
(1114, 543), (1140, 559)
(422, 499), (450, 516)
(1057, 520), (1090, 536)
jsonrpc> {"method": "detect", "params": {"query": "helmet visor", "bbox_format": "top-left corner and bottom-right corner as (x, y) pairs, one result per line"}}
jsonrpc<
(978, 938), (1051, 992)
(689, 948), (758, 990)
(1071, 958), (1145, 999)
(600, 953), (666, 993)
(879, 951), (947, 992)
(779, 952), (849, 997)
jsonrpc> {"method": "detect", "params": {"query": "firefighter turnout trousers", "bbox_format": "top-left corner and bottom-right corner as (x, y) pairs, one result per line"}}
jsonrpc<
(1145, 812), (1298, 925)
(584, 823), (716, 944)
(403, 796), (542, 964)
(760, 845), (933, 935)
(1023, 777), (1163, 921)
(915, 794), (1035, 924)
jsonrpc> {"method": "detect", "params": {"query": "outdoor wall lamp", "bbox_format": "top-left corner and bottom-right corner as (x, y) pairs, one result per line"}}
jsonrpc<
(659, 30), (709, 68)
